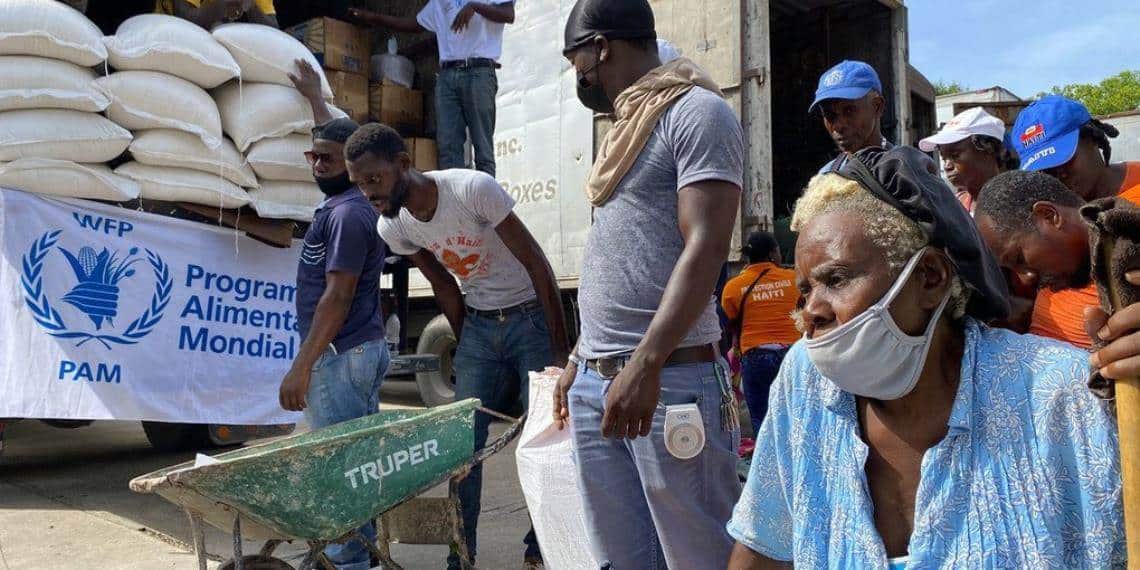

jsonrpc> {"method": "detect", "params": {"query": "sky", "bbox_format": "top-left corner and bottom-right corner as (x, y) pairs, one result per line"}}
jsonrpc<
(908, 0), (1140, 99)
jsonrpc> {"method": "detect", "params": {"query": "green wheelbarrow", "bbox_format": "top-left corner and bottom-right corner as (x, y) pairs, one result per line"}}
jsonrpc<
(129, 399), (525, 570)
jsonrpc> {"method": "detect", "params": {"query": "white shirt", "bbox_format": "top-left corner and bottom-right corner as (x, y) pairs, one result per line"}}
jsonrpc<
(417, 0), (512, 62)
(377, 169), (535, 311)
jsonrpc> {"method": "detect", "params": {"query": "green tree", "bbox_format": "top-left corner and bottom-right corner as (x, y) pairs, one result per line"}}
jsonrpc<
(934, 80), (968, 96)
(1050, 70), (1140, 116)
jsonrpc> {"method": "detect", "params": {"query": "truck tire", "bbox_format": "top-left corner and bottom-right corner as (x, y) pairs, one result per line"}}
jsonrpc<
(415, 314), (457, 407)
(141, 421), (212, 452)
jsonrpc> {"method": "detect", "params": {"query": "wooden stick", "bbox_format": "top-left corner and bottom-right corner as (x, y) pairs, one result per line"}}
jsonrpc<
(1101, 239), (1140, 565)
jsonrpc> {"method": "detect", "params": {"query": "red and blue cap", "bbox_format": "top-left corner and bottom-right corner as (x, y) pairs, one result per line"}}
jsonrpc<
(809, 60), (882, 113)
(1010, 95), (1092, 171)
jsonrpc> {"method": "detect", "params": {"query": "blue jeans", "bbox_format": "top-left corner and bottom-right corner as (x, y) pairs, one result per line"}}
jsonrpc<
(740, 346), (789, 434)
(436, 66), (498, 176)
(447, 303), (551, 568)
(569, 360), (741, 570)
(304, 338), (390, 570)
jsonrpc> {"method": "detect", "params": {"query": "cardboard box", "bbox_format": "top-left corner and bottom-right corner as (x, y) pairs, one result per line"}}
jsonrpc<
(404, 138), (438, 171)
(287, 18), (370, 75)
(325, 70), (369, 123)
(370, 81), (424, 133)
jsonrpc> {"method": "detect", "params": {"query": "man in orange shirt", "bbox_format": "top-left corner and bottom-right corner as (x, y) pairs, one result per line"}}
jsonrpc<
(976, 170), (1129, 349)
(722, 232), (800, 433)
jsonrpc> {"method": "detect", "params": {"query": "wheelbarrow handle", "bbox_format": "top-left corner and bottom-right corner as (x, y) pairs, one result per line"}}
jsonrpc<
(471, 407), (527, 465)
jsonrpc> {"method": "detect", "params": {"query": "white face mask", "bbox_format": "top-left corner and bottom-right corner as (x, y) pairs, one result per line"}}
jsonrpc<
(804, 248), (951, 400)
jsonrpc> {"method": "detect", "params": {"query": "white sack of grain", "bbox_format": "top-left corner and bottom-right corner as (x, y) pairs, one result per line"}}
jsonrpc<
(104, 14), (241, 89)
(0, 159), (139, 202)
(0, 56), (109, 112)
(0, 0), (107, 67)
(248, 180), (322, 222)
(95, 71), (223, 149)
(212, 23), (333, 99)
(0, 109), (131, 162)
(129, 129), (257, 189)
(246, 134), (312, 182)
(115, 162), (251, 209)
(214, 82), (345, 152)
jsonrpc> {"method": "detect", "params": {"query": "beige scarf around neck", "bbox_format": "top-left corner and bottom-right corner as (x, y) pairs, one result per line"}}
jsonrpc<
(585, 57), (723, 207)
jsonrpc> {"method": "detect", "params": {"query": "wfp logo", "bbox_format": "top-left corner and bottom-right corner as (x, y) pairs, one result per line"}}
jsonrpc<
(20, 230), (173, 349)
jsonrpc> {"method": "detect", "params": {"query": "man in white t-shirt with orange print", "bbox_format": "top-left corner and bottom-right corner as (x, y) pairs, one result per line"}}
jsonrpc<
(344, 123), (568, 570)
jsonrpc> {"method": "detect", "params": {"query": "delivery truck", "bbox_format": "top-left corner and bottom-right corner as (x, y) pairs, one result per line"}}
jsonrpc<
(338, 0), (936, 406)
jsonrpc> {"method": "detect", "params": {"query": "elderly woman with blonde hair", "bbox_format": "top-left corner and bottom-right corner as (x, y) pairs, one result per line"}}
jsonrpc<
(726, 147), (1124, 569)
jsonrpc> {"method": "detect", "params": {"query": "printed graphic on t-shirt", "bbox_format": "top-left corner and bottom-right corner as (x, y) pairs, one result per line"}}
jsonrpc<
(742, 278), (795, 302)
(430, 234), (489, 279)
(301, 240), (326, 266)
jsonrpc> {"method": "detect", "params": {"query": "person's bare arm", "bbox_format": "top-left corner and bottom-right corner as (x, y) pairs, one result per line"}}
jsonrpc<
(244, 2), (277, 27)
(495, 212), (570, 365)
(409, 250), (465, 340)
(174, 0), (229, 28)
(728, 544), (793, 570)
(279, 271), (359, 410)
(349, 7), (427, 33)
(287, 59), (333, 123)
(602, 180), (742, 439)
(1088, 270), (1140, 380)
(452, 1), (515, 32)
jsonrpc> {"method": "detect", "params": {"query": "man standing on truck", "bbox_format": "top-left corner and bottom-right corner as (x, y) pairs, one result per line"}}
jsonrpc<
(811, 60), (891, 173)
(343, 123), (569, 570)
(279, 60), (388, 570)
(553, 0), (744, 567)
(348, 1), (515, 176)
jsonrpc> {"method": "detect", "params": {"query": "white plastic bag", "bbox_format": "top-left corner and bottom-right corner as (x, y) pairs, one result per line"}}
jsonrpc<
(105, 14), (241, 89)
(0, 0), (107, 67)
(129, 129), (257, 189)
(248, 180), (322, 222)
(0, 159), (139, 202)
(246, 134), (312, 182)
(369, 38), (414, 88)
(515, 367), (600, 570)
(212, 23), (333, 100)
(115, 162), (251, 209)
(95, 71), (223, 149)
(0, 109), (131, 162)
(0, 56), (109, 112)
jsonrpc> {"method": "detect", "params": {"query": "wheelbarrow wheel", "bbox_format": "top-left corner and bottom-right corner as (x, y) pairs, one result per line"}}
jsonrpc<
(218, 555), (295, 570)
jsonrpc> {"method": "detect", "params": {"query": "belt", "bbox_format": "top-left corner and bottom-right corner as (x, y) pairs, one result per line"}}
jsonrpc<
(466, 299), (540, 321)
(440, 57), (500, 70)
(585, 344), (718, 379)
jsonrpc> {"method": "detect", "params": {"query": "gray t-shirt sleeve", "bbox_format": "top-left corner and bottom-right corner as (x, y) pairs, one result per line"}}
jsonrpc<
(665, 88), (745, 190)
(461, 171), (516, 227)
(376, 217), (419, 256)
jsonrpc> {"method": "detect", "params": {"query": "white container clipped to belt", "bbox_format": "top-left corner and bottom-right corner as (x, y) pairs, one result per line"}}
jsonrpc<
(663, 403), (705, 459)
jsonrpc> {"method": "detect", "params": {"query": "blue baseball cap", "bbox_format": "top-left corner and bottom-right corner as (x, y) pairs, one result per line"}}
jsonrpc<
(809, 60), (882, 113)
(1010, 95), (1092, 171)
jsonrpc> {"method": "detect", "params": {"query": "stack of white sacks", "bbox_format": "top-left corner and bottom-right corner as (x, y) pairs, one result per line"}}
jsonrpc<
(0, 0), (335, 223)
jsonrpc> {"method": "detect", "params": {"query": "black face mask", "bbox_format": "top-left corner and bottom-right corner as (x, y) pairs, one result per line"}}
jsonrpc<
(315, 171), (353, 196)
(576, 46), (613, 114)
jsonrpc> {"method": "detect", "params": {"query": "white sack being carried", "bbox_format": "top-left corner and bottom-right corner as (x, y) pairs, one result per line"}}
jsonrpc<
(0, 159), (139, 202)
(246, 134), (313, 182)
(249, 180), (322, 222)
(95, 71), (223, 149)
(215, 82), (345, 152)
(516, 367), (600, 570)
(0, 109), (131, 162)
(115, 162), (251, 209)
(0, 56), (110, 112)
(212, 23), (333, 100)
(129, 129), (257, 189)
(104, 14), (241, 89)
(0, 0), (107, 67)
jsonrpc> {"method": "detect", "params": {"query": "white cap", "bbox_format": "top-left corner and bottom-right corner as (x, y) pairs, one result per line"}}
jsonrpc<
(919, 107), (1006, 152)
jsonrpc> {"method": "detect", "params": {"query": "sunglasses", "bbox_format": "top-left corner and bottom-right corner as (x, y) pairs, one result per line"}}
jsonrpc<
(304, 151), (334, 165)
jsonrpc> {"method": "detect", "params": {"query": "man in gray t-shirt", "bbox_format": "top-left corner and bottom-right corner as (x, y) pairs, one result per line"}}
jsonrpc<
(557, 0), (744, 567)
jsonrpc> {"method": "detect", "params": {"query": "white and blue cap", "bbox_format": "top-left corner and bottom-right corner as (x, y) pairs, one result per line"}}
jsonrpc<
(1010, 95), (1092, 171)
(809, 60), (882, 113)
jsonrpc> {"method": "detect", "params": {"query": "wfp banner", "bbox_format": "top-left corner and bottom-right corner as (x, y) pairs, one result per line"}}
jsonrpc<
(0, 189), (304, 425)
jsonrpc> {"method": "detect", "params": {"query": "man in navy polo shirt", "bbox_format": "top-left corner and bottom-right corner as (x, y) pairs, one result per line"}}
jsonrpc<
(280, 60), (388, 570)
(810, 60), (893, 173)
